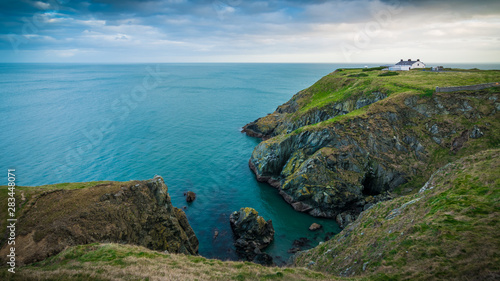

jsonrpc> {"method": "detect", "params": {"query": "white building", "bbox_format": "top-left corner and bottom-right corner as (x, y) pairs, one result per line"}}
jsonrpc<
(394, 59), (426, 70)
(384, 59), (426, 71)
(388, 65), (411, 71)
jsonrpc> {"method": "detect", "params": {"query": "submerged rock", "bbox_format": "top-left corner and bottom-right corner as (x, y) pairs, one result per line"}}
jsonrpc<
(309, 223), (322, 231)
(292, 237), (311, 247)
(229, 207), (275, 265)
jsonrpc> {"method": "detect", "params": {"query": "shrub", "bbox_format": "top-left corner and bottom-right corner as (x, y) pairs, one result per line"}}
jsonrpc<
(378, 71), (399, 77)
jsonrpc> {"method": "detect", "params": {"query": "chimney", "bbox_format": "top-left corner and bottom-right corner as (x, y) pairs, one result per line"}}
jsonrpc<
(417, 59), (420, 61)
(408, 59), (411, 61)
(400, 59), (403, 61)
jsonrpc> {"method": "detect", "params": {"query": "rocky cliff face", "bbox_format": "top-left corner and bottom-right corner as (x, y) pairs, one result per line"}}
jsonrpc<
(245, 69), (500, 225)
(242, 73), (387, 139)
(0, 176), (199, 265)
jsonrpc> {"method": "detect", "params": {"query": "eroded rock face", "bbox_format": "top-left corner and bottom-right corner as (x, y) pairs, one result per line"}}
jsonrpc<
(229, 207), (275, 265)
(248, 90), (499, 224)
(0, 176), (199, 265)
(243, 91), (387, 139)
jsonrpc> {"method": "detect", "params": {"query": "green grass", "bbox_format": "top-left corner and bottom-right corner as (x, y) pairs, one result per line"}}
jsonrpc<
(378, 71), (399, 77)
(0, 243), (342, 281)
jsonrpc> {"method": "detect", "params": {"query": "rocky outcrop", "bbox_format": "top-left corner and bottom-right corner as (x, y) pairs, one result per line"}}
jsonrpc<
(0, 176), (199, 265)
(243, 91), (387, 139)
(229, 207), (275, 265)
(248, 87), (500, 223)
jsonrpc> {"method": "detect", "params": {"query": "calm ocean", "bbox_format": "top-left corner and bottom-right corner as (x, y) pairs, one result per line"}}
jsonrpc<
(1, 62), (498, 263)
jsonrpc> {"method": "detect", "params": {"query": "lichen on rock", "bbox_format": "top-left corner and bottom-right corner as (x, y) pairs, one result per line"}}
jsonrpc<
(229, 207), (275, 265)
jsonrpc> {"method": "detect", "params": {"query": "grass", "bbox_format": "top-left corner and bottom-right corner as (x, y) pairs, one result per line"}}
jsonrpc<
(378, 71), (399, 77)
(0, 243), (341, 281)
(0, 181), (111, 243)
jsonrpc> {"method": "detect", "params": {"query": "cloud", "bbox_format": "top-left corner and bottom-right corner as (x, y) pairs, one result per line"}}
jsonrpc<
(0, 0), (499, 62)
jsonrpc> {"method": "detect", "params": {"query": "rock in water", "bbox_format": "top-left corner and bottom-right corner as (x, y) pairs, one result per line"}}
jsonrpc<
(186, 191), (196, 202)
(229, 207), (275, 265)
(309, 223), (322, 231)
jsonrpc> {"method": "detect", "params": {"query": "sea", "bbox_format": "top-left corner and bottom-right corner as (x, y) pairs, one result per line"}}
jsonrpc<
(1, 62), (498, 264)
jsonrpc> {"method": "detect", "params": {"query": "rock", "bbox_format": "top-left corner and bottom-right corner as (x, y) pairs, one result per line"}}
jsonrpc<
(186, 191), (196, 202)
(213, 229), (219, 240)
(309, 223), (322, 231)
(336, 211), (358, 228)
(292, 237), (311, 247)
(0, 176), (199, 265)
(288, 247), (301, 253)
(469, 125), (484, 139)
(252, 249), (274, 266)
(229, 207), (275, 265)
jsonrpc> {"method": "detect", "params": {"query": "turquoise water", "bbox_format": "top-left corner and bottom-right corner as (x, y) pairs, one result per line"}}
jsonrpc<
(1, 62), (498, 264)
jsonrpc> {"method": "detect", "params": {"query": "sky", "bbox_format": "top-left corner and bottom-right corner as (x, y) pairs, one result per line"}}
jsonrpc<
(0, 0), (499, 63)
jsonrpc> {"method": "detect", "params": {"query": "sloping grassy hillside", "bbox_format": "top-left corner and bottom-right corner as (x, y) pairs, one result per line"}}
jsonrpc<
(293, 149), (500, 280)
(0, 181), (111, 242)
(0, 243), (338, 281)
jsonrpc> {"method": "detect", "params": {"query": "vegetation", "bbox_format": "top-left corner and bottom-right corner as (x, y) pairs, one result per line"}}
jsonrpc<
(293, 149), (500, 280)
(378, 71), (399, 76)
(0, 243), (339, 281)
(0, 181), (111, 242)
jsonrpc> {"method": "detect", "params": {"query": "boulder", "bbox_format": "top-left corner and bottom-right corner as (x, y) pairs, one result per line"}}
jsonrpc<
(309, 223), (322, 231)
(229, 207), (275, 265)
(186, 191), (196, 202)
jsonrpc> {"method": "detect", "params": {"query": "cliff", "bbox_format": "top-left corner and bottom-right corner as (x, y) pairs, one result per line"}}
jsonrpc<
(0, 176), (198, 265)
(245, 68), (500, 223)
(293, 149), (500, 280)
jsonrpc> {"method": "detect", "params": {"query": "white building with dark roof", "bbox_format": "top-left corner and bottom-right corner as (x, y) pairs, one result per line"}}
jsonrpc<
(388, 59), (425, 71)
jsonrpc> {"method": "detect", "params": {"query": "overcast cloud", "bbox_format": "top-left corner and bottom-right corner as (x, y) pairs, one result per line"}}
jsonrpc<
(0, 0), (499, 63)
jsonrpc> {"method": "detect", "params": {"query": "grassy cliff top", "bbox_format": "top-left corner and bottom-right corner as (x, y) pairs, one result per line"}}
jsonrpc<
(293, 68), (499, 114)
(0, 181), (113, 242)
